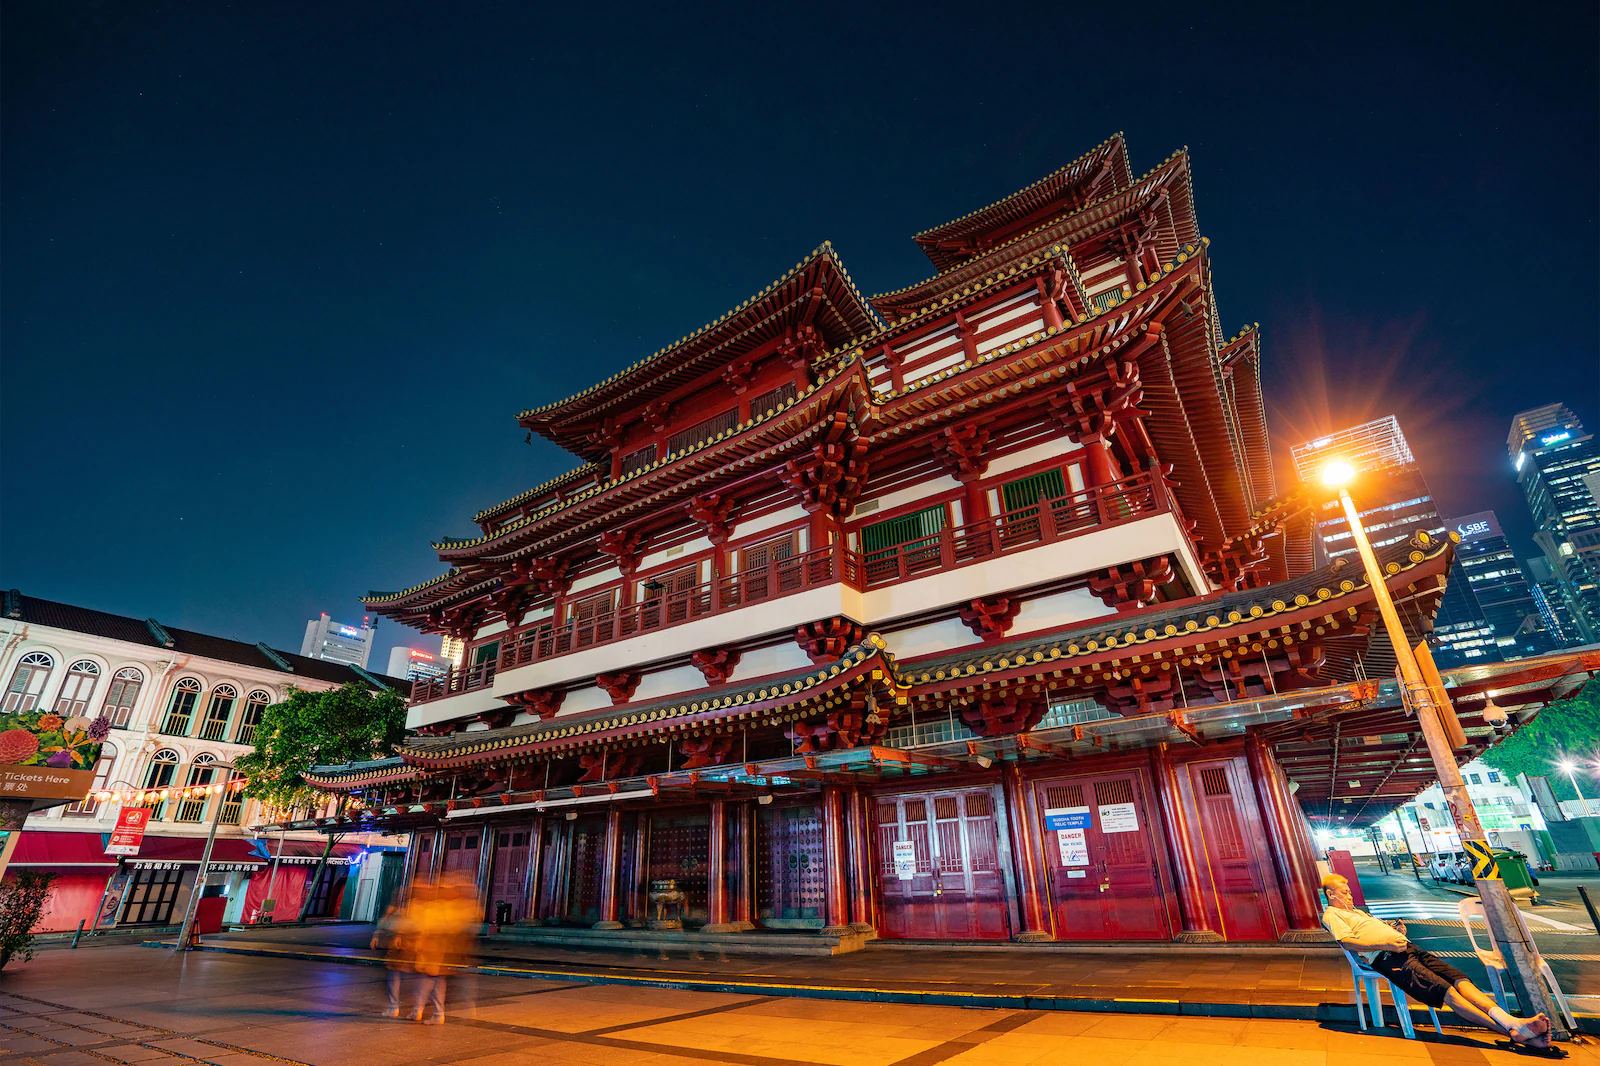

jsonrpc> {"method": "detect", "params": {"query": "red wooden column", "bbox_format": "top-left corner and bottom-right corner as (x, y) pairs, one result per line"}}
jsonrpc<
(1246, 733), (1328, 939)
(1150, 745), (1223, 943)
(731, 800), (755, 930)
(704, 799), (737, 932)
(626, 813), (650, 927)
(594, 807), (625, 929)
(819, 785), (852, 936)
(1001, 763), (1054, 941)
(520, 816), (544, 926)
(844, 787), (874, 933)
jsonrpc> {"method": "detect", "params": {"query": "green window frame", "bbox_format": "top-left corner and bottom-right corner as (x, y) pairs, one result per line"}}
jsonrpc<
(1000, 468), (1068, 513)
(862, 504), (947, 556)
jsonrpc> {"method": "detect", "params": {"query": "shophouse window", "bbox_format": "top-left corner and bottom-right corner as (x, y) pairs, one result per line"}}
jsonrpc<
(1468, 774), (1481, 784)
(144, 748), (180, 819)
(197, 685), (238, 742)
(53, 661), (101, 716)
(161, 679), (202, 736)
(176, 754), (217, 823)
(103, 668), (144, 728)
(3, 652), (54, 712)
(1487, 771), (1501, 783)
(235, 691), (271, 746)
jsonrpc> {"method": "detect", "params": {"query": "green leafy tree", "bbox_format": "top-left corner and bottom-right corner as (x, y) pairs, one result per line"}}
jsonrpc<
(0, 871), (59, 969)
(1481, 678), (1600, 802)
(235, 682), (407, 815)
(235, 682), (407, 921)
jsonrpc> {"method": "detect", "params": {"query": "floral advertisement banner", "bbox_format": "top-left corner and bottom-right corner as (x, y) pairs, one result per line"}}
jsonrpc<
(0, 709), (108, 800)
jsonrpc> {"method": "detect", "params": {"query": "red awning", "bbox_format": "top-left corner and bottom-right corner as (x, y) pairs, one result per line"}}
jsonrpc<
(10, 830), (117, 869)
(124, 836), (268, 868)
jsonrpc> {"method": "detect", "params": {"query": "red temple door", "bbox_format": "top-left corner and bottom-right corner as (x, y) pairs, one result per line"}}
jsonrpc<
(1189, 761), (1279, 941)
(565, 814), (608, 923)
(740, 534), (795, 602)
(756, 803), (825, 924)
(442, 829), (480, 878)
(1037, 771), (1170, 940)
(647, 810), (710, 925)
(874, 788), (1009, 940)
(487, 827), (532, 923)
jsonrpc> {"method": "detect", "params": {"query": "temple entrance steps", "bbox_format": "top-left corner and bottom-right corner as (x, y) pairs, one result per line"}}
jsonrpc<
(490, 922), (868, 956)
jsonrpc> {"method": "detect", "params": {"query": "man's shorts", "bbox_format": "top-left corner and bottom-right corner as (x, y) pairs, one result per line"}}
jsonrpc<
(1369, 946), (1471, 1008)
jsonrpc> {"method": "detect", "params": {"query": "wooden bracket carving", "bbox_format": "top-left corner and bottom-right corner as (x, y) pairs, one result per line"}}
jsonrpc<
(685, 492), (739, 545)
(690, 647), (741, 685)
(958, 595), (1021, 641)
(959, 696), (1047, 738)
(577, 751), (646, 783)
(931, 422), (992, 483)
(642, 399), (672, 433)
(1087, 555), (1174, 611)
(505, 688), (564, 721)
(477, 708), (516, 730)
(722, 354), (756, 395)
(597, 528), (646, 576)
(778, 419), (869, 519)
(679, 734), (734, 769)
(596, 670), (640, 704)
(512, 556), (571, 598)
(795, 616), (865, 663)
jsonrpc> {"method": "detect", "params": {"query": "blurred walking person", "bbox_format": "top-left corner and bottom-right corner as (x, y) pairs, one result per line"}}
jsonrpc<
(406, 874), (477, 1024)
(371, 892), (412, 1018)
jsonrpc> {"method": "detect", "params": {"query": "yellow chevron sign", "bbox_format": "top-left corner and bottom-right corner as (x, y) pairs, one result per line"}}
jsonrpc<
(1463, 839), (1500, 880)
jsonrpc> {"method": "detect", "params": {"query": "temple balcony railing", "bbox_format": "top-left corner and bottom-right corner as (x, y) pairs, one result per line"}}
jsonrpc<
(411, 473), (1187, 711)
(409, 659), (497, 707)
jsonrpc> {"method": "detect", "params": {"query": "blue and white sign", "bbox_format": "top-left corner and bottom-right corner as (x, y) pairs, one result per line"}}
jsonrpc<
(1044, 806), (1091, 830)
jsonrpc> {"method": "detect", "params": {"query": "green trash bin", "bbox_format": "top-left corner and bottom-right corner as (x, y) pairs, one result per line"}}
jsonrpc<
(1491, 848), (1539, 900)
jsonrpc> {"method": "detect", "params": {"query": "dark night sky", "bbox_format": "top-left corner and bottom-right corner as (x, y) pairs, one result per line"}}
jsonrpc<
(3, 3), (1597, 669)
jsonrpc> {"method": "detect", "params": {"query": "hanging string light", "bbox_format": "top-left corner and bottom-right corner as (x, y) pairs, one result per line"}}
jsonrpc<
(91, 776), (250, 807)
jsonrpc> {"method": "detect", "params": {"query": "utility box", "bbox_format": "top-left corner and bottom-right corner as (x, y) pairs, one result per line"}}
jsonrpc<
(195, 896), (227, 936)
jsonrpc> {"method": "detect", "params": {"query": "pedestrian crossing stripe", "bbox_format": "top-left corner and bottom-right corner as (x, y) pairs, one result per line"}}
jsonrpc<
(1462, 839), (1499, 880)
(1428, 951), (1600, 961)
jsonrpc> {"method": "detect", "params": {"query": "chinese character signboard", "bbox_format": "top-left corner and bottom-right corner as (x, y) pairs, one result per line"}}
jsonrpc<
(0, 707), (107, 800)
(106, 807), (151, 856)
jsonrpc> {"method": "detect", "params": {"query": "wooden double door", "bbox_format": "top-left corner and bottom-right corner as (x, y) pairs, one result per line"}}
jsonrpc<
(756, 802), (825, 924)
(1034, 769), (1171, 940)
(1187, 760), (1280, 941)
(487, 826), (533, 923)
(875, 787), (1009, 939)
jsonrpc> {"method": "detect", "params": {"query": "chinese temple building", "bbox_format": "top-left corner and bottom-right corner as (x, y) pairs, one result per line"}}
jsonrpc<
(305, 134), (1598, 948)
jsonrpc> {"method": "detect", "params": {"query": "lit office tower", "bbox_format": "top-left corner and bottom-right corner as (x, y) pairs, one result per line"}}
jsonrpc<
(1434, 512), (1554, 665)
(386, 646), (449, 683)
(1526, 557), (1586, 646)
(1509, 404), (1600, 642)
(1291, 415), (1446, 562)
(300, 612), (376, 668)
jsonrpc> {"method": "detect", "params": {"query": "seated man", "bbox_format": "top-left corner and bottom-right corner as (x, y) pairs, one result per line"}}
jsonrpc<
(1322, 874), (1552, 1050)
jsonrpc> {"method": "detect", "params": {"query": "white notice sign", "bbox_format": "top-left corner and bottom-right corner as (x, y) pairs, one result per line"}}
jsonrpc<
(1056, 828), (1089, 867)
(892, 840), (918, 881)
(1098, 802), (1139, 834)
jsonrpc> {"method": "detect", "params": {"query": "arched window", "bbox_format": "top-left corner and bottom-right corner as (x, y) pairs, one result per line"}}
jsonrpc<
(197, 685), (238, 742)
(3, 652), (55, 713)
(144, 748), (180, 819)
(102, 668), (144, 728)
(53, 660), (101, 716)
(235, 690), (271, 746)
(176, 753), (218, 823)
(66, 741), (118, 816)
(161, 679), (202, 736)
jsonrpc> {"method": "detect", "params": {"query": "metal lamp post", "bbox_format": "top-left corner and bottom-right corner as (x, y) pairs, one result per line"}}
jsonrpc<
(1321, 460), (1568, 1039)
(1559, 760), (1596, 817)
(175, 764), (239, 952)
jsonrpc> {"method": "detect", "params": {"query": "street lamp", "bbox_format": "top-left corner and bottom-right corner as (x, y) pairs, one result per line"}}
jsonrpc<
(1558, 759), (1596, 817)
(175, 763), (241, 952)
(1320, 459), (1567, 1037)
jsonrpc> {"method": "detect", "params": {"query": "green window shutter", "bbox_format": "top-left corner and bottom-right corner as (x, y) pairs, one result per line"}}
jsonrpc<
(1000, 468), (1067, 512)
(862, 505), (947, 555)
(473, 641), (501, 666)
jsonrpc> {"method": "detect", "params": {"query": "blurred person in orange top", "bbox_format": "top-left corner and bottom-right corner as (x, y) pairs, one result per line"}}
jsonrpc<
(405, 873), (478, 1024)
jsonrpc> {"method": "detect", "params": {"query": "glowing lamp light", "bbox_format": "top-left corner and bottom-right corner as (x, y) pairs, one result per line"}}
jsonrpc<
(1560, 760), (1577, 773)
(1320, 459), (1357, 488)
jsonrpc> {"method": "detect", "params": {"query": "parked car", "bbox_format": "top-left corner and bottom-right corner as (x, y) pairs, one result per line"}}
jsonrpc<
(1430, 851), (1469, 883)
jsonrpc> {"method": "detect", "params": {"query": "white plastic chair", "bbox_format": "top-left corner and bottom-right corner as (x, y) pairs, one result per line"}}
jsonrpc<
(1339, 946), (1444, 1039)
(1457, 897), (1575, 1030)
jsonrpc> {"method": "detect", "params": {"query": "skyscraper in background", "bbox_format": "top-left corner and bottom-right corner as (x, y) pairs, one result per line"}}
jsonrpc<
(1526, 556), (1587, 646)
(386, 645), (449, 683)
(1509, 403), (1600, 642)
(300, 612), (376, 667)
(1433, 511), (1554, 665)
(1291, 415), (1446, 563)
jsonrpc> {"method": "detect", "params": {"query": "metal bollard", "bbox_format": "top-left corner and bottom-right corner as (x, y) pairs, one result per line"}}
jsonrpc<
(1578, 886), (1600, 937)
(70, 919), (85, 948)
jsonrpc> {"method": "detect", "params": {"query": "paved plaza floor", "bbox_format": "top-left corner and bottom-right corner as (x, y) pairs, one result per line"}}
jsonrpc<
(0, 942), (1597, 1066)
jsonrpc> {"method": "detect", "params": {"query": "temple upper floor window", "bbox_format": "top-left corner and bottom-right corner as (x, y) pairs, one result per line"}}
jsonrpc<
(666, 407), (739, 457)
(618, 444), (655, 477)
